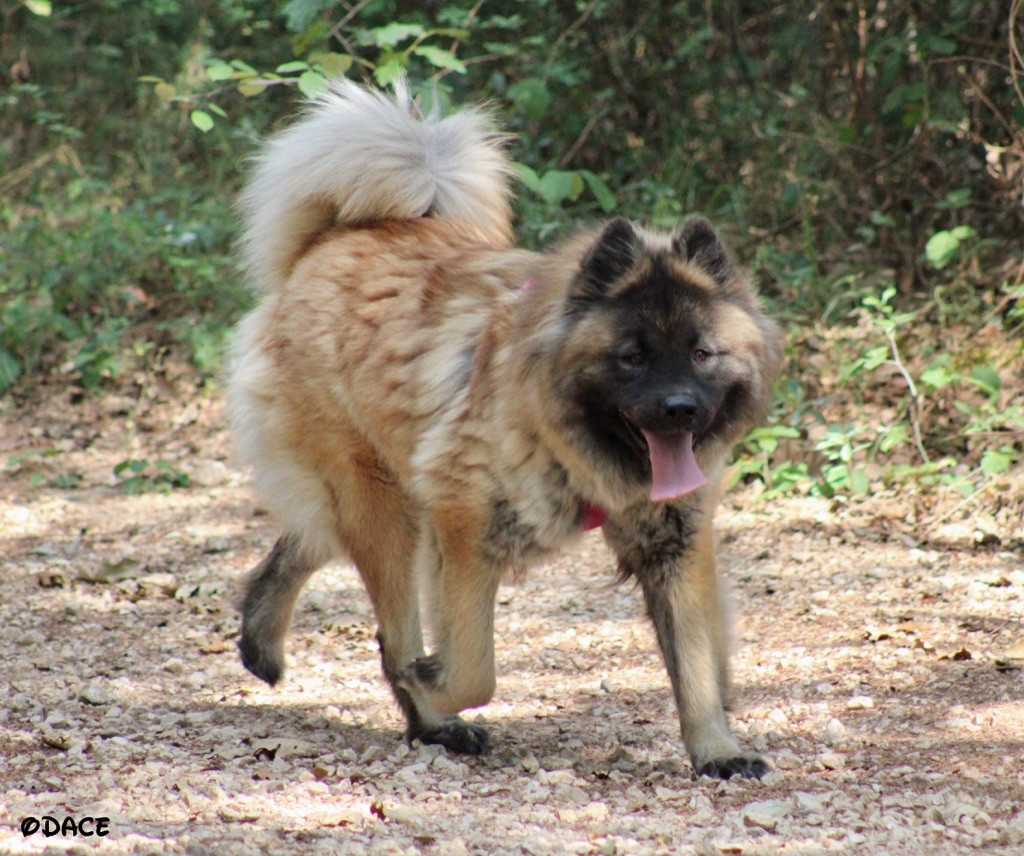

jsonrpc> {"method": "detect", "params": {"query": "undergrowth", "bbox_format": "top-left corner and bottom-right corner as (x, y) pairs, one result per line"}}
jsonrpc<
(1, 0), (1022, 503)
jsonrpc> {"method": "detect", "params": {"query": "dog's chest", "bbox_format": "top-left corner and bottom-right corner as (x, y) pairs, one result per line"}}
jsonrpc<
(481, 461), (591, 572)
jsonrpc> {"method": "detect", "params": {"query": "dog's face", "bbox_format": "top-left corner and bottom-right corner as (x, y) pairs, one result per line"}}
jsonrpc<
(551, 217), (779, 501)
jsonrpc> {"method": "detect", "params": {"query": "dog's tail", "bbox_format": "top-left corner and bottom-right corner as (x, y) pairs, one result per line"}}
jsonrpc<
(238, 79), (513, 292)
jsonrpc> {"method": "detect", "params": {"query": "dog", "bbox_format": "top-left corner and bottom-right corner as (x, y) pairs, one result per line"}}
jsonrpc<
(228, 80), (781, 779)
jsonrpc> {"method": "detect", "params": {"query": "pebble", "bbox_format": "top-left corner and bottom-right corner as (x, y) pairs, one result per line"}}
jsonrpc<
(80, 680), (113, 706)
(742, 798), (791, 831)
(824, 717), (848, 744)
(381, 804), (423, 826)
(817, 752), (847, 770)
(190, 459), (230, 486)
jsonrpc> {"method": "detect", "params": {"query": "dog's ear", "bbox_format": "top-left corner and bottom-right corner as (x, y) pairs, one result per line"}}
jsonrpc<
(673, 216), (733, 286)
(576, 218), (642, 296)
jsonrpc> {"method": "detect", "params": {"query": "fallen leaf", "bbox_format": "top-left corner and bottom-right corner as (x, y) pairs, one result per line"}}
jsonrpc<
(940, 648), (973, 661)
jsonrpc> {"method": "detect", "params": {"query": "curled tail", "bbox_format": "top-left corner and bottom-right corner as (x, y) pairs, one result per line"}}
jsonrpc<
(238, 79), (513, 292)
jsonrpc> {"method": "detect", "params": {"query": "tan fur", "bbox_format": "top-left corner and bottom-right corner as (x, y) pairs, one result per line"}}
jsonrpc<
(230, 81), (779, 775)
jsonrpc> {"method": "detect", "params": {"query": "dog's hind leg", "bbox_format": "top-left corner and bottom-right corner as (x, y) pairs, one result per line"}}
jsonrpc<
(239, 533), (324, 685)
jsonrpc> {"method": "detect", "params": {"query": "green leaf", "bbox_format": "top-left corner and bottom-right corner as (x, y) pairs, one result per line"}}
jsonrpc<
(297, 70), (327, 99)
(309, 51), (353, 77)
(276, 60), (311, 74)
(850, 467), (871, 494)
(371, 22), (425, 48)
(0, 348), (22, 395)
(237, 79), (268, 98)
(925, 226), (975, 269)
(921, 34), (957, 56)
(677, 27), (711, 58)
(981, 447), (1018, 476)
(508, 77), (550, 122)
(190, 110), (214, 133)
(968, 365), (1001, 398)
(412, 45), (467, 74)
(24, 0), (52, 15)
(924, 231), (958, 269)
(536, 170), (577, 205)
(281, 0), (334, 33)
(373, 54), (407, 87)
(511, 163), (541, 194)
(154, 82), (176, 101)
(579, 170), (617, 212)
(206, 60), (235, 81)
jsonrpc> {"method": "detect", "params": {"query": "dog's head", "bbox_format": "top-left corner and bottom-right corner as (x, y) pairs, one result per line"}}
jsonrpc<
(532, 217), (780, 503)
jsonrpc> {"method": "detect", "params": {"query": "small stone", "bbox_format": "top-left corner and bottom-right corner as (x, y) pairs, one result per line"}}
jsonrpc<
(41, 725), (74, 750)
(190, 459), (230, 487)
(359, 745), (385, 764)
(521, 752), (539, 773)
(382, 804), (423, 826)
(824, 717), (847, 744)
(793, 790), (832, 814)
(817, 752), (846, 770)
(138, 572), (179, 596)
(80, 681), (113, 706)
(846, 695), (874, 710)
(773, 750), (802, 770)
(742, 798), (791, 831)
(203, 537), (231, 554)
(218, 802), (260, 822)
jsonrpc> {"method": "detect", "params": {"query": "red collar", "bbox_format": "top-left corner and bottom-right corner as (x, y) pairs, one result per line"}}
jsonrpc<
(580, 500), (608, 530)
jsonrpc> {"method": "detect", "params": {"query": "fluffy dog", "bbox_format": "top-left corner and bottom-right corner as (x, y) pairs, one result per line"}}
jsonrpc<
(229, 80), (781, 778)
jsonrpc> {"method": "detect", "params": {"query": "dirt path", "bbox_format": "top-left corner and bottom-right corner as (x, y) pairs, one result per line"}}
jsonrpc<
(1, 384), (1022, 854)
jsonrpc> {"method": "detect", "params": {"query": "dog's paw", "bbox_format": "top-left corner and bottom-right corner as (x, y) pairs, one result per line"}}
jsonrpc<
(697, 755), (770, 780)
(414, 718), (491, 755)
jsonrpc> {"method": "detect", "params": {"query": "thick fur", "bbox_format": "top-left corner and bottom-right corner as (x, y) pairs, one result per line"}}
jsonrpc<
(229, 79), (781, 778)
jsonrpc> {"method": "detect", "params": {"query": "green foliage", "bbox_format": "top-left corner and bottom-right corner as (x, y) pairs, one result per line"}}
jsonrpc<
(733, 284), (1024, 501)
(925, 226), (978, 270)
(113, 458), (191, 495)
(0, 172), (245, 391)
(1, 1), (1021, 502)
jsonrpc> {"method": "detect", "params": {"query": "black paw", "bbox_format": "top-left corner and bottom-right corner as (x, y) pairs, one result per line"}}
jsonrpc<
(697, 755), (770, 780)
(238, 636), (282, 686)
(414, 718), (491, 755)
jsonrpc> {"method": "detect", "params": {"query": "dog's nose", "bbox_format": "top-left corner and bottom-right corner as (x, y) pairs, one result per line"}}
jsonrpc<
(663, 394), (698, 426)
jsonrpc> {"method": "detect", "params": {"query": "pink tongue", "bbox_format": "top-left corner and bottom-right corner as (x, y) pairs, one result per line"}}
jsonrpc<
(641, 431), (708, 501)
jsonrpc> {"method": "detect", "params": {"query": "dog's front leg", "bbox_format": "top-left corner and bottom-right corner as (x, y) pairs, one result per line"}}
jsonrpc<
(606, 502), (769, 779)
(396, 518), (501, 754)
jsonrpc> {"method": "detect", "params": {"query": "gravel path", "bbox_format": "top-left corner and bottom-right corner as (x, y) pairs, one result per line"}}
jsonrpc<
(1, 389), (1022, 854)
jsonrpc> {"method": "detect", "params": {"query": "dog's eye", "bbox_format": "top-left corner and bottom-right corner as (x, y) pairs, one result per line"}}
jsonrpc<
(693, 348), (712, 364)
(620, 350), (646, 367)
